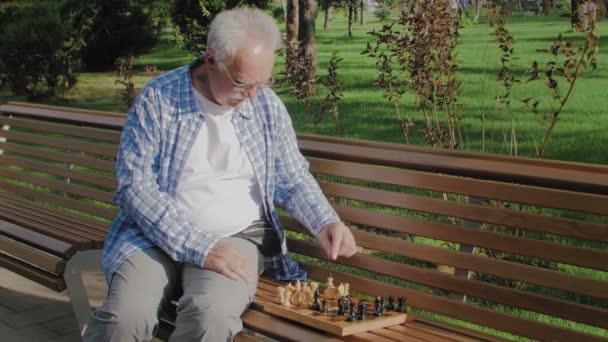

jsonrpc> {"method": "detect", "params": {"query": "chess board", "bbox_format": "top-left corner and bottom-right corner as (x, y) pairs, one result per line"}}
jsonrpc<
(260, 298), (407, 336)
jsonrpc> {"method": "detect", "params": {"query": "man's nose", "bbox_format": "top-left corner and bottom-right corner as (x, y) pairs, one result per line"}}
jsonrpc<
(245, 86), (258, 100)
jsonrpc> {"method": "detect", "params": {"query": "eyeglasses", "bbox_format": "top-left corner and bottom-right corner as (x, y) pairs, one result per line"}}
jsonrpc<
(220, 63), (274, 93)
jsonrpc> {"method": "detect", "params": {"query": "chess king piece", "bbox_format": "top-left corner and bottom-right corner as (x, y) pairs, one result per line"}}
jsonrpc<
(323, 276), (337, 300)
(320, 299), (328, 313)
(346, 302), (356, 322)
(387, 296), (395, 311)
(357, 302), (367, 320)
(344, 283), (350, 296)
(275, 286), (285, 305)
(396, 296), (406, 313)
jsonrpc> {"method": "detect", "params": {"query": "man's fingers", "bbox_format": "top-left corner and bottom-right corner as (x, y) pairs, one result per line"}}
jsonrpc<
(319, 231), (332, 259)
(220, 267), (241, 282)
(331, 228), (343, 260)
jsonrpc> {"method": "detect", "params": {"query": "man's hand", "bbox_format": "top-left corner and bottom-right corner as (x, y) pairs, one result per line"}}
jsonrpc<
(318, 222), (358, 260)
(203, 240), (254, 284)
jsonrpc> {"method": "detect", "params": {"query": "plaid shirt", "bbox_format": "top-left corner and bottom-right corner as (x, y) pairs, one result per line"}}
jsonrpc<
(102, 59), (340, 285)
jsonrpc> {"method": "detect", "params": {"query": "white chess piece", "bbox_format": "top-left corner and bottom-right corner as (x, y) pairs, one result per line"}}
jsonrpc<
(276, 286), (285, 305)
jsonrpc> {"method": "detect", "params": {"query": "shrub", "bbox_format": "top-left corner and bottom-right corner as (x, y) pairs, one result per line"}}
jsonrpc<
(0, 2), (79, 98)
(374, 5), (392, 20)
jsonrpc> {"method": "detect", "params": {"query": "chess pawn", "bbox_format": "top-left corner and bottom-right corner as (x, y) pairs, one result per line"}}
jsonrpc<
(275, 287), (285, 305)
(291, 289), (301, 305)
(373, 298), (382, 317)
(283, 290), (293, 308)
(337, 297), (345, 316)
(311, 291), (321, 311)
(380, 297), (386, 315)
(346, 302), (356, 322)
(320, 299), (328, 313)
(387, 296), (395, 311)
(357, 302), (367, 320)
(337, 283), (346, 298)
(396, 296), (406, 313)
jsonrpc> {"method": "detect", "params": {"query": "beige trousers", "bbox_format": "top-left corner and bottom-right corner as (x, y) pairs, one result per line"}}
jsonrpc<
(82, 237), (264, 342)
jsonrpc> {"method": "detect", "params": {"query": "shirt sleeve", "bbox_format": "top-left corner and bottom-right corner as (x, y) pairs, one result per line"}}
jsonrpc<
(272, 99), (340, 236)
(113, 85), (219, 266)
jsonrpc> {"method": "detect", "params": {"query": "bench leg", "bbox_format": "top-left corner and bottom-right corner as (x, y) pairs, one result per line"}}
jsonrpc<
(64, 249), (103, 334)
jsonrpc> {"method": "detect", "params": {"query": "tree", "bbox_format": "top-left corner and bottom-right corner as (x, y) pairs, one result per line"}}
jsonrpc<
(298, 0), (317, 81)
(171, 0), (271, 56)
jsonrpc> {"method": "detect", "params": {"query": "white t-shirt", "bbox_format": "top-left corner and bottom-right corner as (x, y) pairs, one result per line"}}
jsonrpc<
(175, 88), (264, 237)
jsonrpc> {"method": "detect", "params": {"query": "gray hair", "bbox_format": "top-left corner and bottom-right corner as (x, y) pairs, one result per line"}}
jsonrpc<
(207, 7), (281, 67)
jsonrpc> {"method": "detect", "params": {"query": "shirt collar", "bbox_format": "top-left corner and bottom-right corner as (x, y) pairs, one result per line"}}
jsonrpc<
(177, 57), (254, 121)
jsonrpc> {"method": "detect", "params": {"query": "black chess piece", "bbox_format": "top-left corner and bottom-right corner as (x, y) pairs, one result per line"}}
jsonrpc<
(380, 297), (386, 315)
(337, 297), (345, 316)
(387, 296), (395, 311)
(357, 302), (367, 320)
(320, 299), (328, 313)
(346, 302), (356, 322)
(373, 298), (382, 317)
(311, 289), (321, 311)
(396, 296), (406, 313)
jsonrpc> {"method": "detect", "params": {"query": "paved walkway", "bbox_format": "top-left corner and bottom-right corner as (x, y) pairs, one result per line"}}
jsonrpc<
(0, 268), (108, 342)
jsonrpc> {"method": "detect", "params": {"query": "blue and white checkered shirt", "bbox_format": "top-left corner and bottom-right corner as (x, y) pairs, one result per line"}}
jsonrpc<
(102, 59), (340, 285)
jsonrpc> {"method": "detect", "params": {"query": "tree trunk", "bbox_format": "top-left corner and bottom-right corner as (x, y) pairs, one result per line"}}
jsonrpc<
(360, 0), (365, 25)
(354, 3), (358, 21)
(299, 0), (316, 82)
(286, 0), (299, 77)
(572, 0), (581, 26)
(348, 4), (353, 37)
(324, 5), (332, 29)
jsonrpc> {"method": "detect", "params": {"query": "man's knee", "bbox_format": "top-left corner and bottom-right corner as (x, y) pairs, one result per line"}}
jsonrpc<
(84, 304), (159, 341)
(177, 293), (248, 328)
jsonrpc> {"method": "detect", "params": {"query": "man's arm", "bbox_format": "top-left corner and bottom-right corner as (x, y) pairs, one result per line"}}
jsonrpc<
(273, 100), (357, 259)
(113, 85), (219, 268)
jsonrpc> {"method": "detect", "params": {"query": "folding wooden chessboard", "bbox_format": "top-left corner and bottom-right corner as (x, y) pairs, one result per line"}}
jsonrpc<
(260, 298), (407, 336)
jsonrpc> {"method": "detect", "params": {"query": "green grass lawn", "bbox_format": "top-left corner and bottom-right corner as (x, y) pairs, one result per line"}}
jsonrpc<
(1, 11), (606, 341)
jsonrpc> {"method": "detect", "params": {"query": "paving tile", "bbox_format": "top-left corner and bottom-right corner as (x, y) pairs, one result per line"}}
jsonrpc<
(4, 324), (59, 341)
(0, 302), (73, 329)
(0, 320), (15, 335)
(42, 314), (80, 336)
(47, 331), (82, 342)
(0, 287), (56, 312)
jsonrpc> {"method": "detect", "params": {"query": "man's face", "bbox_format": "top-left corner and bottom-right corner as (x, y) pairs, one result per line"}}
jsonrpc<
(208, 41), (275, 108)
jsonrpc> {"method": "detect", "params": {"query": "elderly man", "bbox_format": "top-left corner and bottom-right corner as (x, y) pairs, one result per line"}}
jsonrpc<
(83, 7), (357, 342)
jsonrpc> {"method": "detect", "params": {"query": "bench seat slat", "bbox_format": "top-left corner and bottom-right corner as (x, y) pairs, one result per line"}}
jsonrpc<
(334, 205), (608, 271)
(2, 130), (117, 158)
(0, 218), (74, 257)
(1, 143), (115, 172)
(0, 235), (65, 274)
(309, 158), (608, 216)
(0, 253), (65, 291)
(0, 180), (118, 221)
(302, 264), (607, 342)
(0, 154), (116, 189)
(320, 181), (608, 243)
(281, 216), (608, 300)
(288, 238), (608, 329)
(0, 116), (122, 143)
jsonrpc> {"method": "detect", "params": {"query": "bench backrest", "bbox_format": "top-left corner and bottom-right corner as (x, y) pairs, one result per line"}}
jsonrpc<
(1, 102), (607, 341)
(0, 102), (124, 234)
(285, 135), (608, 342)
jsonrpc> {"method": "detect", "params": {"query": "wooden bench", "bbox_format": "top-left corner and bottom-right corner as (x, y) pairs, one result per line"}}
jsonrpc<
(1, 101), (607, 341)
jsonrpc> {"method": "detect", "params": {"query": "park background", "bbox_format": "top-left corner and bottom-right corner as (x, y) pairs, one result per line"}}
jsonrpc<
(0, 1), (606, 340)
